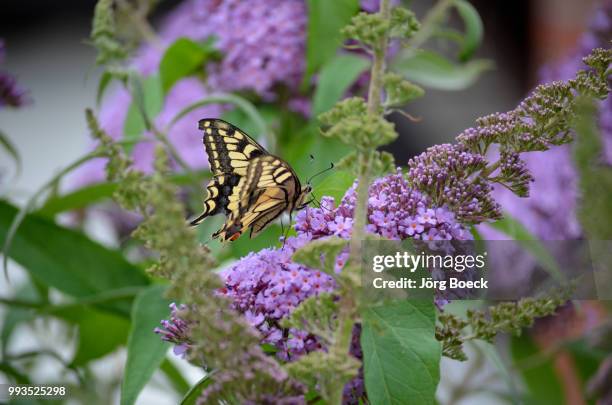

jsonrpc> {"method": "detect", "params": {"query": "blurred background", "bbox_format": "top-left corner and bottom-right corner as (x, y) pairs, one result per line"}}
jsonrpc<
(0, 0), (601, 195)
(0, 0), (607, 404)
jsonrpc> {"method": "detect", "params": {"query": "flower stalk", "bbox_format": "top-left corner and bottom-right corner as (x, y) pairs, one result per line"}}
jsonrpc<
(330, 0), (393, 402)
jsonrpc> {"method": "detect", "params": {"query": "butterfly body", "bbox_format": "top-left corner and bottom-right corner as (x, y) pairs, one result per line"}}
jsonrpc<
(191, 119), (311, 242)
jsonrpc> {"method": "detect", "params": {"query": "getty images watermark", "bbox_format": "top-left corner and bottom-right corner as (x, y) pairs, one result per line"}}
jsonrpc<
(361, 239), (612, 302)
(371, 250), (488, 290)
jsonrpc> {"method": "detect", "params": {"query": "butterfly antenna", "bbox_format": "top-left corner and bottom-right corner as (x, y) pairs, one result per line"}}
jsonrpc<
(310, 190), (335, 213)
(281, 212), (293, 251)
(306, 162), (335, 185)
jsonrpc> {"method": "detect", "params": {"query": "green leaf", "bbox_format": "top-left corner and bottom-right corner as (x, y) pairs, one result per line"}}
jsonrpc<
(160, 359), (191, 397)
(293, 236), (347, 274)
(37, 182), (118, 217)
(511, 334), (562, 404)
(489, 214), (564, 283)
(51, 305), (130, 366)
(180, 375), (212, 405)
(361, 300), (440, 405)
(0, 129), (21, 176)
(96, 70), (114, 106)
(454, 0), (484, 62)
(314, 169), (354, 203)
(1, 283), (40, 355)
(159, 37), (217, 94)
(121, 284), (172, 405)
(0, 200), (149, 314)
(37, 171), (210, 218)
(392, 49), (492, 91)
(305, 0), (359, 82)
(573, 99), (612, 239)
(0, 362), (31, 384)
(313, 53), (370, 116)
(123, 74), (163, 151)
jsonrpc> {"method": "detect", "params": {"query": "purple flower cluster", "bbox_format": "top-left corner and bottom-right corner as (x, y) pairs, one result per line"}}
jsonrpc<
(483, 4), (611, 240)
(73, 0), (307, 186)
(154, 303), (192, 357)
(137, 0), (306, 98)
(157, 171), (473, 358)
(406, 144), (501, 223)
(218, 238), (336, 361)
(0, 39), (29, 109)
(298, 169), (473, 241)
(157, 170), (473, 402)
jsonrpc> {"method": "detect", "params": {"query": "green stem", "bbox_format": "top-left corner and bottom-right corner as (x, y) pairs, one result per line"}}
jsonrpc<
(329, 1), (392, 403)
(116, 0), (162, 50)
(407, 0), (455, 51)
(479, 160), (501, 179)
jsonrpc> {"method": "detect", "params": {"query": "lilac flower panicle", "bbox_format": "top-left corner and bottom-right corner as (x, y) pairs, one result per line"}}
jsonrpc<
(158, 170), (473, 403)
(494, 151), (534, 197)
(73, 0), (307, 188)
(406, 145), (501, 223)
(218, 244), (336, 361)
(481, 4), (612, 241)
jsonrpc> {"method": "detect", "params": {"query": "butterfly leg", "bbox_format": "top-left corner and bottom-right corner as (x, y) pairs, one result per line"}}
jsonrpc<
(281, 211), (292, 251)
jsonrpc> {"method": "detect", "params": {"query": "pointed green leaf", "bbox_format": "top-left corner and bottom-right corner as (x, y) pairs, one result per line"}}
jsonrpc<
(454, 0), (484, 62)
(392, 49), (492, 91)
(313, 53), (370, 116)
(180, 375), (212, 405)
(0, 200), (148, 315)
(361, 300), (440, 405)
(123, 74), (163, 151)
(121, 284), (172, 405)
(305, 0), (359, 82)
(159, 37), (218, 94)
(51, 305), (130, 366)
(0, 130), (21, 176)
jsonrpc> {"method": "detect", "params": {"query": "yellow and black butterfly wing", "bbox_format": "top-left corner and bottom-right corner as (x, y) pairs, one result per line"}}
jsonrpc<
(212, 155), (299, 242)
(199, 118), (267, 177)
(189, 173), (240, 226)
(191, 119), (268, 226)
